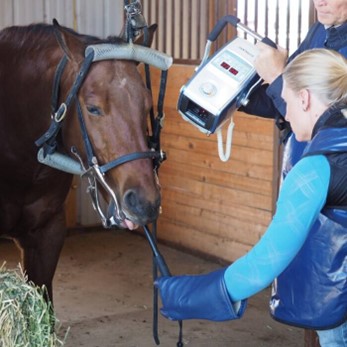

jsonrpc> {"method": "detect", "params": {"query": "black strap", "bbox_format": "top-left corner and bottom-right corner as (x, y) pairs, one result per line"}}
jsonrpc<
(35, 52), (95, 150)
(157, 70), (168, 117)
(34, 56), (68, 153)
(99, 151), (162, 174)
(145, 64), (156, 129)
(51, 56), (68, 114)
(63, 52), (94, 111)
(76, 101), (95, 166)
(150, 222), (161, 345)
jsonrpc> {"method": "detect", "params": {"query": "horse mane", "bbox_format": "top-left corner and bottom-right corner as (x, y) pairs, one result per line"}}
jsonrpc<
(0, 22), (125, 51)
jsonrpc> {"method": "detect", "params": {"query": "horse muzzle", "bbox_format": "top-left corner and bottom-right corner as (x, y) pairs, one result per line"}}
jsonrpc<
(83, 160), (160, 230)
(37, 148), (162, 229)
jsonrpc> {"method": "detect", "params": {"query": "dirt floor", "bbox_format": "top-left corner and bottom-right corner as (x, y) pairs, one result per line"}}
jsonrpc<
(0, 229), (304, 347)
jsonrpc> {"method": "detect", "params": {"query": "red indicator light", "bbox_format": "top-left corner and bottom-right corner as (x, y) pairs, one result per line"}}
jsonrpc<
(221, 62), (230, 69)
(229, 67), (238, 75)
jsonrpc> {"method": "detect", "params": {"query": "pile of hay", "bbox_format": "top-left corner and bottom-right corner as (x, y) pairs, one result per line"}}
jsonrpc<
(0, 263), (67, 347)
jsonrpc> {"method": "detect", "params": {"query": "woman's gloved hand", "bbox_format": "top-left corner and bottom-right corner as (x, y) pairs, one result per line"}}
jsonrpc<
(154, 267), (247, 321)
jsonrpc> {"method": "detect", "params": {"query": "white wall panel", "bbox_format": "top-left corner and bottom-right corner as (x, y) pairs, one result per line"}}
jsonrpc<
(77, 0), (104, 36)
(0, 0), (124, 38)
(0, 0), (14, 28)
(13, 0), (44, 25)
(104, 0), (123, 37)
(44, 0), (75, 29)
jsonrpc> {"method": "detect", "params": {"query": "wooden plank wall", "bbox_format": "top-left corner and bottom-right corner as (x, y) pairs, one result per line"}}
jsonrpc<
(146, 65), (278, 263)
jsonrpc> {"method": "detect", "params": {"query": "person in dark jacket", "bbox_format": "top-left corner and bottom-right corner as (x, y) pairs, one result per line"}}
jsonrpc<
(156, 49), (347, 347)
(244, 0), (347, 173)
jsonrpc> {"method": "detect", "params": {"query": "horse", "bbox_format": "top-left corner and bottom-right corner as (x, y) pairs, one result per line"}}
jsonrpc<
(0, 19), (171, 301)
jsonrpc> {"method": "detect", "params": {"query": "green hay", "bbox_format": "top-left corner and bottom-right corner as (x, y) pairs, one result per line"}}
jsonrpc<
(0, 263), (68, 347)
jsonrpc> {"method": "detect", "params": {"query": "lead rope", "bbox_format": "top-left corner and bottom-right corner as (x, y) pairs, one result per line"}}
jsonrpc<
(146, 54), (184, 347)
(143, 224), (183, 347)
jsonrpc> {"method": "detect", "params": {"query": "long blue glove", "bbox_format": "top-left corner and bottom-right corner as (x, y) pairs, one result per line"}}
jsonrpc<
(154, 268), (247, 321)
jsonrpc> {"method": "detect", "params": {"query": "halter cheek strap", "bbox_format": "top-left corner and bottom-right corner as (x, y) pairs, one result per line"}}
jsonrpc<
(35, 53), (95, 153)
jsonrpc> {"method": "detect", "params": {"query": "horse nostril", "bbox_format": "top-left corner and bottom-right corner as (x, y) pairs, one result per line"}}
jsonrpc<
(123, 189), (161, 221)
(124, 189), (138, 209)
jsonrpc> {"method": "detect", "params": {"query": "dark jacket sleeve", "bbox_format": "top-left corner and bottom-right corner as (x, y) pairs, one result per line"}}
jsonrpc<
(239, 23), (323, 120)
(239, 83), (283, 119)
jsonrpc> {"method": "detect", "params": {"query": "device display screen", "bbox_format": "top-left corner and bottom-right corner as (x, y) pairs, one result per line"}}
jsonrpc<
(220, 62), (238, 75)
(213, 51), (251, 82)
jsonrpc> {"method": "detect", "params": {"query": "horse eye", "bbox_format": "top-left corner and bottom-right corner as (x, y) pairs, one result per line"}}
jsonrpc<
(86, 104), (102, 116)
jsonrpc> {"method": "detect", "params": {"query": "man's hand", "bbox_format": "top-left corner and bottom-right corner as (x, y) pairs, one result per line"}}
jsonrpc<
(255, 42), (288, 84)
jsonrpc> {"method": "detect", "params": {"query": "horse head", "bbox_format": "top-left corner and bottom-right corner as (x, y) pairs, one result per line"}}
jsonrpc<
(47, 20), (171, 230)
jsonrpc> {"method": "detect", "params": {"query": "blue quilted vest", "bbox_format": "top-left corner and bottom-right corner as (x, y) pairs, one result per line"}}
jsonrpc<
(270, 22), (347, 330)
(270, 127), (347, 330)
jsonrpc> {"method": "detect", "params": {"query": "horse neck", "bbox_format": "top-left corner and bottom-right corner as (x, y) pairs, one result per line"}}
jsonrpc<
(0, 26), (78, 152)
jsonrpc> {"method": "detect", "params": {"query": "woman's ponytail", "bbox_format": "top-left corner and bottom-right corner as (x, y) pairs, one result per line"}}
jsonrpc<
(283, 49), (347, 107)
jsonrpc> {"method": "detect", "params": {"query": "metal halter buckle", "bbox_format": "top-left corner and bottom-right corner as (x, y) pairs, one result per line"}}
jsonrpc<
(125, 0), (142, 16)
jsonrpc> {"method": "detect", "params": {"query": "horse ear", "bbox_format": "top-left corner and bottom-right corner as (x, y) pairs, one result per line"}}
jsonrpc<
(119, 23), (157, 47)
(53, 18), (85, 64)
(134, 24), (157, 47)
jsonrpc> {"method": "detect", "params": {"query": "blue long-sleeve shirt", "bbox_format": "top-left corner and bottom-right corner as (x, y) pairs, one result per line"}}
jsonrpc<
(224, 154), (330, 301)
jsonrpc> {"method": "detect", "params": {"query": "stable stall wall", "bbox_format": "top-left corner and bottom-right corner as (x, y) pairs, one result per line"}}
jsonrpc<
(147, 66), (278, 264)
(140, 0), (280, 263)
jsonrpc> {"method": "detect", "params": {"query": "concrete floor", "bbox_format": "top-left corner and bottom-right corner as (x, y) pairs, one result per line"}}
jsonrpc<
(0, 229), (304, 347)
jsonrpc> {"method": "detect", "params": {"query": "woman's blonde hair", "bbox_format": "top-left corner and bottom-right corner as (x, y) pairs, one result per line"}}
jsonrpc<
(283, 49), (347, 107)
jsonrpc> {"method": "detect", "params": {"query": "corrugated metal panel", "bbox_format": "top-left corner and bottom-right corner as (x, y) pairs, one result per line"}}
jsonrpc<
(0, 0), (124, 38)
(13, 0), (44, 24)
(44, 0), (76, 29)
(142, 0), (313, 62)
(142, 0), (213, 62)
(0, 0), (15, 27)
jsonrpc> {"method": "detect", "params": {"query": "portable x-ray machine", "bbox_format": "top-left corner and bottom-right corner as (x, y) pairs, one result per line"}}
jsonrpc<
(177, 15), (276, 161)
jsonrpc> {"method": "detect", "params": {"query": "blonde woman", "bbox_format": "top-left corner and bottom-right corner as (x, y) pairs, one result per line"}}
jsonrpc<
(156, 49), (347, 347)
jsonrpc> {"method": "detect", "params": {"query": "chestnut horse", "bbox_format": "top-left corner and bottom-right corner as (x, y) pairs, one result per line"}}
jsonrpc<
(0, 20), (171, 300)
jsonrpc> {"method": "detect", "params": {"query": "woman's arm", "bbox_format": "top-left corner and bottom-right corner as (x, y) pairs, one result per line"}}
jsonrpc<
(155, 155), (330, 322)
(225, 155), (330, 301)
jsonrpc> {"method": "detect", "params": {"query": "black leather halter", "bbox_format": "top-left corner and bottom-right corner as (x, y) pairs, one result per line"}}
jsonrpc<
(36, 42), (167, 229)
(36, 51), (165, 172)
